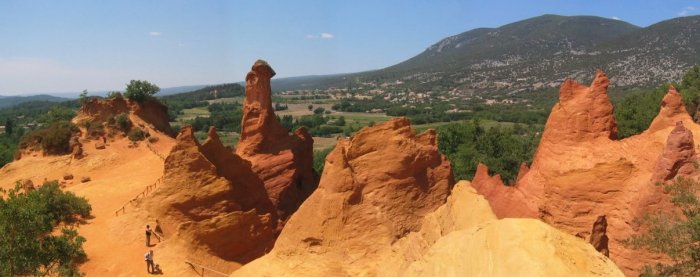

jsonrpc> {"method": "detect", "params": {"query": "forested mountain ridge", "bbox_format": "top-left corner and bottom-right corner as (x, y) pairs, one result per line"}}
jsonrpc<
(271, 15), (700, 92)
(0, 95), (70, 109)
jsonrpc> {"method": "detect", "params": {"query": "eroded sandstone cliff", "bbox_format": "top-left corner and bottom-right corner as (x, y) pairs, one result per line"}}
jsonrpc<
(236, 60), (317, 222)
(471, 70), (700, 274)
(232, 119), (623, 276)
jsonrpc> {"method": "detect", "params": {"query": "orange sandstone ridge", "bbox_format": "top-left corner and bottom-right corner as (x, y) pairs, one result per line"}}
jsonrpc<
(127, 60), (318, 271)
(73, 94), (174, 135)
(233, 118), (623, 276)
(141, 125), (277, 264)
(471, 70), (700, 275)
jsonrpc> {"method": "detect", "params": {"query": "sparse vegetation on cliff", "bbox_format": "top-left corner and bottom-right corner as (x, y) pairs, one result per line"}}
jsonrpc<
(614, 86), (667, 138)
(313, 147), (333, 175)
(20, 121), (79, 155)
(127, 127), (146, 141)
(0, 180), (91, 276)
(626, 177), (700, 276)
(614, 66), (700, 138)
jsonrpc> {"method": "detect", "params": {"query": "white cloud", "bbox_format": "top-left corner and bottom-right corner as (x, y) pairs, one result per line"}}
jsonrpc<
(305, 33), (334, 40)
(149, 31), (162, 36)
(611, 16), (621, 20)
(679, 6), (696, 16)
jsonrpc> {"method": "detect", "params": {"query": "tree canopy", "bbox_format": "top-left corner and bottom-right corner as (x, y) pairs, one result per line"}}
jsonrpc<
(124, 80), (160, 102)
(0, 181), (92, 276)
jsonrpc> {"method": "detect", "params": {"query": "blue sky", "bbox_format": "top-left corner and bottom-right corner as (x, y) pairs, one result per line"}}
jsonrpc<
(1, 0), (699, 95)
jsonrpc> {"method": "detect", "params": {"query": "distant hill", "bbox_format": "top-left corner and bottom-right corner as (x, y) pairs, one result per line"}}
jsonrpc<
(0, 94), (70, 109)
(271, 14), (700, 93)
(158, 85), (209, 96)
(160, 83), (245, 102)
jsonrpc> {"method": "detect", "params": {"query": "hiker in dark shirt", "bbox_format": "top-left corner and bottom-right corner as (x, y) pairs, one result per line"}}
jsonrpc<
(146, 225), (152, 246)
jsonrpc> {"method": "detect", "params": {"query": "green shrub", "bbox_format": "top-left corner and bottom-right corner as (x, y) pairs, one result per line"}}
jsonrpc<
(124, 80), (159, 102)
(20, 121), (78, 155)
(0, 180), (91, 276)
(313, 147), (334, 175)
(86, 121), (104, 138)
(127, 127), (146, 141)
(436, 120), (540, 184)
(115, 113), (131, 133)
(147, 136), (159, 143)
(626, 177), (700, 276)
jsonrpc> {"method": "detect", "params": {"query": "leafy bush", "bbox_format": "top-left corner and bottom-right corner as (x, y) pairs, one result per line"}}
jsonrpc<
(127, 127), (146, 142)
(313, 147), (334, 175)
(106, 91), (122, 99)
(40, 106), (77, 124)
(20, 121), (78, 155)
(115, 113), (131, 133)
(614, 86), (667, 138)
(0, 180), (91, 276)
(335, 116), (346, 126)
(436, 120), (540, 184)
(124, 80), (159, 102)
(87, 121), (105, 138)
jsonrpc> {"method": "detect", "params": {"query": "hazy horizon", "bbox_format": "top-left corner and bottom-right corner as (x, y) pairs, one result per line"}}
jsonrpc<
(2, 0), (699, 96)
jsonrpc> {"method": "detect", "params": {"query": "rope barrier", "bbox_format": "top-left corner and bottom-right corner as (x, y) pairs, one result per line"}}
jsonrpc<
(184, 260), (229, 277)
(146, 143), (166, 160)
(114, 177), (162, 216)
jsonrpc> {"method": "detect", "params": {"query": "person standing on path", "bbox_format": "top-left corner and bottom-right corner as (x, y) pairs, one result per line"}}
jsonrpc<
(154, 219), (164, 241)
(146, 225), (153, 246)
(144, 250), (154, 274)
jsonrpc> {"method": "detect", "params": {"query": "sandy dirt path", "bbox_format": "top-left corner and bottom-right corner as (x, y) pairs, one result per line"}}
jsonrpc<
(0, 134), (189, 276)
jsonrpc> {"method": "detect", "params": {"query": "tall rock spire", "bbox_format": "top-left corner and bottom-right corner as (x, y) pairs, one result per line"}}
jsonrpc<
(236, 60), (317, 222)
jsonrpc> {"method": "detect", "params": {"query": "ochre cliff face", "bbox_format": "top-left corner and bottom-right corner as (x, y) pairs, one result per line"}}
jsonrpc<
(235, 118), (454, 276)
(235, 60), (316, 222)
(471, 71), (700, 275)
(73, 95), (130, 125)
(232, 120), (623, 276)
(147, 126), (276, 262)
(73, 94), (173, 135)
(131, 98), (174, 135)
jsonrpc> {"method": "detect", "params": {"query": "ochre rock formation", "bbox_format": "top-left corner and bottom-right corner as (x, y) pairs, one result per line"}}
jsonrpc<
(235, 60), (316, 221)
(74, 95), (130, 123)
(69, 135), (83, 159)
(144, 126), (276, 262)
(515, 161), (529, 183)
(589, 215), (610, 257)
(542, 69), (618, 143)
(73, 94), (173, 135)
(471, 71), (700, 275)
(233, 119), (623, 276)
(651, 121), (696, 182)
(405, 218), (621, 277)
(648, 86), (688, 132)
(131, 98), (174, 135)
(234, 118), (453, 275)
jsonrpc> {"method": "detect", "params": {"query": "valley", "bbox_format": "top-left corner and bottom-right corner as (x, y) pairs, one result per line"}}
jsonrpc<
(4, 8), (700, 277)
